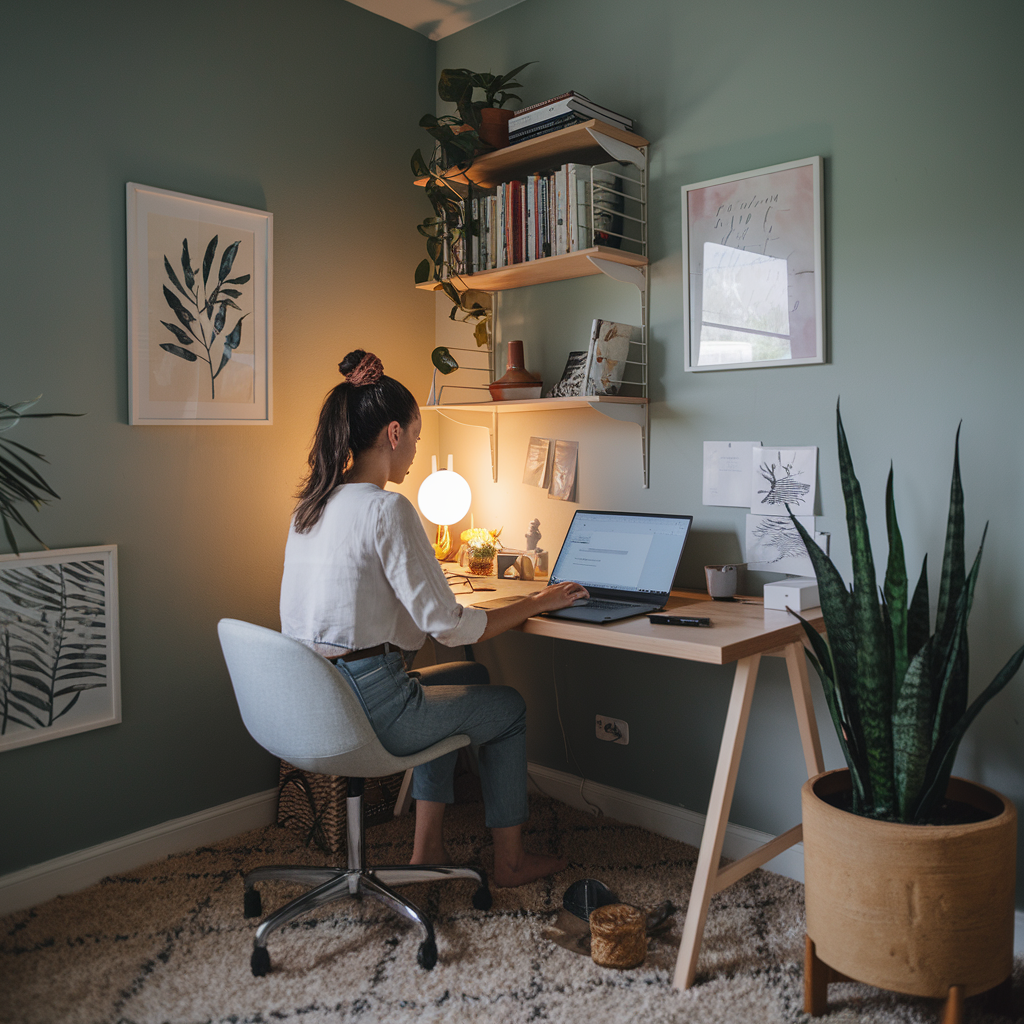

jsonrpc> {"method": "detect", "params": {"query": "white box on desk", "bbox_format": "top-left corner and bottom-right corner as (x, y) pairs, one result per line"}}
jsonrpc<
(763, 577), (819, 611)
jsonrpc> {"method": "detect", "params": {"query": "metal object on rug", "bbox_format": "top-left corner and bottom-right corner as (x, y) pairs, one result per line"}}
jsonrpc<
(276, 761), (405, 855)
(562, 878), (619, 921)
(589, 904), (647, 969)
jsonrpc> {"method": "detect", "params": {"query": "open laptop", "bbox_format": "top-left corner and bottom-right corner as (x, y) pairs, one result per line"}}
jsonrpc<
(474, 509), (693, 623)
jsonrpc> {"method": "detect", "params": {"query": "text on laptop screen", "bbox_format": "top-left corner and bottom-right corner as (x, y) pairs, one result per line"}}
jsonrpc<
(550, 512), (692, 594)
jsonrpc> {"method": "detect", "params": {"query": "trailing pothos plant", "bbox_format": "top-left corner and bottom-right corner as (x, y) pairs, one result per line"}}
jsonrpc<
(790, 405), (1024, 824)
(411, 64), (532, 349)
(0, 398), (79, 554)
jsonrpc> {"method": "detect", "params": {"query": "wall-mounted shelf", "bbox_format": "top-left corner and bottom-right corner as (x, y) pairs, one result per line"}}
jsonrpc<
(415, 118), (651, 487)
(415, 246), (647, 292)
(414, 119), (649, 190)
(422, 396), (648, 486)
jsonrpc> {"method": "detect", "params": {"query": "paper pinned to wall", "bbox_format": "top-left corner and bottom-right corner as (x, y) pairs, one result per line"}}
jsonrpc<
(523, 436), (552, 487)
(750, 446), (817, 516)
(703, 441), (760, 506)
(548, 440), (578, 502)
(745, 514), (822, 575)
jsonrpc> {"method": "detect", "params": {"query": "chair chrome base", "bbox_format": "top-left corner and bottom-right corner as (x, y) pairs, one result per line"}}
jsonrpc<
(242, 782), (491, 974)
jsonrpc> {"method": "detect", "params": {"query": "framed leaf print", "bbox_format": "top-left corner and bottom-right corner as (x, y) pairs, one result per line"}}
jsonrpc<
(127, 183), (273, 424)
(0, 545), (121, 753)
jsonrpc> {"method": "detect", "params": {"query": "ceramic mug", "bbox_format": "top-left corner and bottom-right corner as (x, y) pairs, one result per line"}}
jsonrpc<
(705, 564), (738, 600)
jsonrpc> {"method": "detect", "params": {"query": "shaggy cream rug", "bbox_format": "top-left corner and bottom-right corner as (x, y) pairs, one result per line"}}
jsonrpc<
(1, 795), (1020, 1024)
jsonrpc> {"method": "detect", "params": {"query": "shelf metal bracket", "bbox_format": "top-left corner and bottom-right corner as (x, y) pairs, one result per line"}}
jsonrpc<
(586, 256), (646, 292)
(589, 401), (650, 488)
(433, 407), (499, 482)
(586, 129), (647, 172)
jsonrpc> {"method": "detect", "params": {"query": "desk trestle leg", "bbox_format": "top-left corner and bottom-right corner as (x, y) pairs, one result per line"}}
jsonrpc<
(672, 641), (826, 990)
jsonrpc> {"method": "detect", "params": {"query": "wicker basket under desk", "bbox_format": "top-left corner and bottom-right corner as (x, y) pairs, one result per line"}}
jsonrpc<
(276, 761), (407, 855)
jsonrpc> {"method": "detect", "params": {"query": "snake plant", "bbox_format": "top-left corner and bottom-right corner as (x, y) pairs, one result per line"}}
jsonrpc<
(790, 405), (1024, 824)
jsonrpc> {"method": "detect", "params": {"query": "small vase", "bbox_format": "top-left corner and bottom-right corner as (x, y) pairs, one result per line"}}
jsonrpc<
(468, 553), (494, 576)
(489, 340), (542, 401)
(479, 108), (513, 149)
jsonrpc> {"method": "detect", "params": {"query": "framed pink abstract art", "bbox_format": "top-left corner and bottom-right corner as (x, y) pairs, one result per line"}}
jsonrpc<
(682, 156), (825, 372)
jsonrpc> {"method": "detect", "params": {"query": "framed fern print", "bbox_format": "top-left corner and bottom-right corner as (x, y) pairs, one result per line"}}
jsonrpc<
(127, 183), (273, 425)
(0, 545), (121, 752)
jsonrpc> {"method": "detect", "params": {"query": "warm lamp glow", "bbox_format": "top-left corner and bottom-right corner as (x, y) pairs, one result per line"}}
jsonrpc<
(417, 455), (471, 560)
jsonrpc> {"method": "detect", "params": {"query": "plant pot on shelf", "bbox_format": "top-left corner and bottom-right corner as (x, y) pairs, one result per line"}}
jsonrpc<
(489, 339), (542, 401)
(802, 768), (1016, 1018)
(479, 107), (514, 149)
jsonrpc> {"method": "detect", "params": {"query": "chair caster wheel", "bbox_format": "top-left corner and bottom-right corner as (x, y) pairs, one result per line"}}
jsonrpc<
(251, 945), (271, 977)
(417, 936), (437, 970)
(243, 887), (262, 918)
(472, 886), (492, 911)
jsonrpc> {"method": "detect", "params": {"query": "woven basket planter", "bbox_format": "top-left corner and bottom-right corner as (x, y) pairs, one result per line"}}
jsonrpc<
(277, 761), (406, 856)
(802, 768), (1016, 1008)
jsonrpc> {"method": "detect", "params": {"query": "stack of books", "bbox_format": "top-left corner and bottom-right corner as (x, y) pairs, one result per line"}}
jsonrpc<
(467, 165), (625, 274)
(508, 92), (633, 145)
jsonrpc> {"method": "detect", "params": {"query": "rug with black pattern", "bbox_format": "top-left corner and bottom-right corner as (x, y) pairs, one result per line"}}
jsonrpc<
(1, 795), (1020, 1023)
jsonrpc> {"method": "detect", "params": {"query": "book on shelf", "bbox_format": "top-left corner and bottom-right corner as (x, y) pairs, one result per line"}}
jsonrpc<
(508, 112), (589, 144)
(511, 92), (632, 131)
(547, 350), (589, 397)
(583, 319), (641, 396)
(461, 162), (637, 276)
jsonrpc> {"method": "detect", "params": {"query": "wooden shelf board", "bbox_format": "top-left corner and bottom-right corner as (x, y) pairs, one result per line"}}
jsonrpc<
(422, 395), (646, 414)
(416, 246), (647, 293)
(413, 119), (648, 190)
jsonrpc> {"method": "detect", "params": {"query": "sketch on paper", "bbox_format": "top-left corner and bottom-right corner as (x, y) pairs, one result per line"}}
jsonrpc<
(745, 514), (818, 575)
(750, 447), (817, 515)
(0, 546), (120, 752)
(154, 222), (253, 402)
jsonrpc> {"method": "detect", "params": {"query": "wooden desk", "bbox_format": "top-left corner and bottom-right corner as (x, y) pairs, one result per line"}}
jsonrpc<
(455, 579), (826, 989)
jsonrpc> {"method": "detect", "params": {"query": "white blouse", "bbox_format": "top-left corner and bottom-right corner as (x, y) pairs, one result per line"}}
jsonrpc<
(279, 483), (487, 657)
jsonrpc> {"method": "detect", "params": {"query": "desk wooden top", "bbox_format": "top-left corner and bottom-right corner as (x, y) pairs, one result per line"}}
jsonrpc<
(452, 577), (825, 666)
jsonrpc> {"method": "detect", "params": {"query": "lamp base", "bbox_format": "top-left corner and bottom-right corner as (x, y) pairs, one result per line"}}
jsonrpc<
(433, 524), (455, 561)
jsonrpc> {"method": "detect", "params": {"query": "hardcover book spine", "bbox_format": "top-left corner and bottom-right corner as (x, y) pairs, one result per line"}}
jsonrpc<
(525, 175), (535, 261)
(508, 112), (587, 143)
(512, 91), (574, 119)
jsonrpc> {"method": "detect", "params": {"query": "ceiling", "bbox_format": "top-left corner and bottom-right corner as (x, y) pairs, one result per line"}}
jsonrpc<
(345, 0), (528, 40)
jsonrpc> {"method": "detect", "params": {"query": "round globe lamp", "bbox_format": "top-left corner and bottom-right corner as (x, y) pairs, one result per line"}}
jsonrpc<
(417, 455), (471, 561)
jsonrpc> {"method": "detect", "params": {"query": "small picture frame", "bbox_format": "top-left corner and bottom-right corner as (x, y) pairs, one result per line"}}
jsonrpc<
(0, 545), (121, 753)
(127, 183), (273, 424)
(682, 156), (825, 372)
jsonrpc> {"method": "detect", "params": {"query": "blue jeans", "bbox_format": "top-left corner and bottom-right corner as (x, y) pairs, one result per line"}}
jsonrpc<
(342, 651), (528, 829)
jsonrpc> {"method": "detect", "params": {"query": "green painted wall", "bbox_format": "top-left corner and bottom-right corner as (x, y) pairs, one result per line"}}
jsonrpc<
(435, 0), (1024, 898)
(0, 0), (436, 875)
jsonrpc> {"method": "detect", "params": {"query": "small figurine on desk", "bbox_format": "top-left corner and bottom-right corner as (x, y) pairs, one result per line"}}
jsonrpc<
(526, 518), (548, 576)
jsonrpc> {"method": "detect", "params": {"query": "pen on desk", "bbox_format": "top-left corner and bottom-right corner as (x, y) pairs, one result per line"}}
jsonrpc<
(649, 615), (712, 627)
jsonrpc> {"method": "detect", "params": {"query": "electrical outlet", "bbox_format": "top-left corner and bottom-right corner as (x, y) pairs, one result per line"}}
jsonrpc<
(595, 715), (629, 745)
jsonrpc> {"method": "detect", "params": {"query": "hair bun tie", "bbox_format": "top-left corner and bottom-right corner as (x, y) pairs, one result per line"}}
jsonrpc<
(344, 352), (384, 387)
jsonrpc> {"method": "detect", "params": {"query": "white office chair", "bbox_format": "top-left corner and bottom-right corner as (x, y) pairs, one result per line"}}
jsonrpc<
(217, 619), (491, 975)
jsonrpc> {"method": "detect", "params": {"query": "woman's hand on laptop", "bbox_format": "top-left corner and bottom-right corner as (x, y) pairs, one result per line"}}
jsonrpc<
(532, 581), (590, 612)
(477, 582), (590, 642)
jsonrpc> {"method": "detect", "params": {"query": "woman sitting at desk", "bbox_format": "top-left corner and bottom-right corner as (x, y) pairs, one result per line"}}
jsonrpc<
(280, 350), (588, 886)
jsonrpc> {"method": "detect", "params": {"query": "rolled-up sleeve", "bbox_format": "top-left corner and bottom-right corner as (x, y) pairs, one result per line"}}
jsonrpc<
(375, 495), (487, 646)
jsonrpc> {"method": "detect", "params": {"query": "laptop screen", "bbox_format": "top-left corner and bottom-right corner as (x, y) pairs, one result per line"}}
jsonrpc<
(549, 510), (693, 596)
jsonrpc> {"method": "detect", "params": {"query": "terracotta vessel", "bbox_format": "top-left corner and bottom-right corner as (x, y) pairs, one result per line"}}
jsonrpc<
(489, 340), (541, 401)
(479, 107), (513, 149)
(802, 768), (1015, 1018)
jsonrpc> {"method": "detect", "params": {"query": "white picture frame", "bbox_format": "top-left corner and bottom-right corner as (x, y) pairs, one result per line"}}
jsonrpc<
(127, 183), (273, 424)
(682, 156), (825, 372)
(0, 545), (121, 753)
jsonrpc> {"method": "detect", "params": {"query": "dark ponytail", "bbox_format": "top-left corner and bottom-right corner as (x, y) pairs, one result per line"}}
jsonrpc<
(293, 350), (418, 532)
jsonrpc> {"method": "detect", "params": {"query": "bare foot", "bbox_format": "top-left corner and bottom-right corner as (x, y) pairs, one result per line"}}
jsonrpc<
(492, 850), (568, 887)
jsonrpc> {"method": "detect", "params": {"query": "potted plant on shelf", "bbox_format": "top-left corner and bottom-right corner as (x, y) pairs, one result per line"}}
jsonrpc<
(437, 63), (533, 149)
(789, 405), (1023, 1022)
(411, 64), (533, 348)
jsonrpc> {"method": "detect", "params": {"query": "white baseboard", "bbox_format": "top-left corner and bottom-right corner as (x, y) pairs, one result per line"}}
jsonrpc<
(526, 762), (806, 883)
(0, 788), (278, 917)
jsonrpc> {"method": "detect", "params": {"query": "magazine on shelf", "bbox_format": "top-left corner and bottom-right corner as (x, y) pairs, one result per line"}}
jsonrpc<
(583, 319), (641, 396)
(547, 351), (589, 397)
(509, 112), (589, 143)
